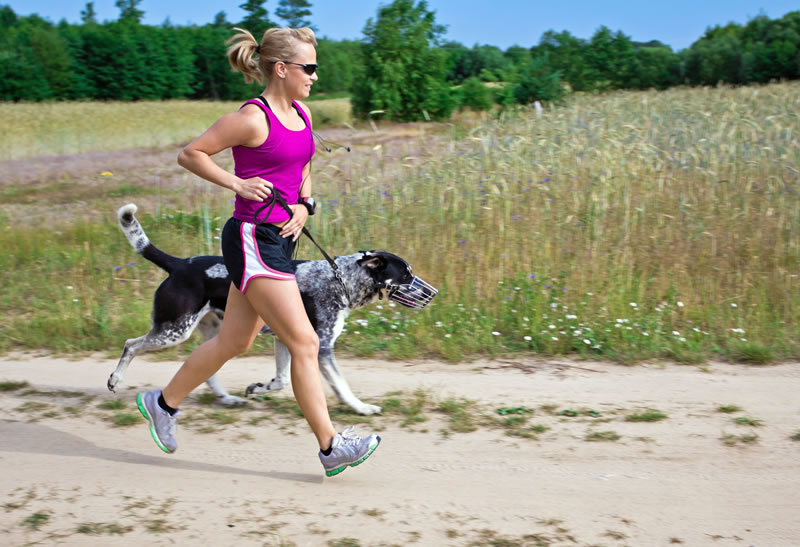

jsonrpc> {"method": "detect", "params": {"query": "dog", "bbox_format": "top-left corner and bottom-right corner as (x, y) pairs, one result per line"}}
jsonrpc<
(108, 204), (435, 415)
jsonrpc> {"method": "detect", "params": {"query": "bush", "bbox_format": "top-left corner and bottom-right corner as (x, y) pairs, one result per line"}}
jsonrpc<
(460, 77), (493, 111)
(513, 54), (566, 104)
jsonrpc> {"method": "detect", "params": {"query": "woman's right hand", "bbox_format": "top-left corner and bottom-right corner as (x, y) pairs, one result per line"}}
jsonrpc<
(234, 177), (273, 202)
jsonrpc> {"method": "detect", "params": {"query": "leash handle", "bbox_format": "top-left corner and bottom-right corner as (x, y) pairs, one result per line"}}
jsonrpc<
(254, 190), (349, 302)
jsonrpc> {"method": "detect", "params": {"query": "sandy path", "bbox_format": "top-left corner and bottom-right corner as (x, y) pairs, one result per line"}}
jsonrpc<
(1, 354), (799, 546)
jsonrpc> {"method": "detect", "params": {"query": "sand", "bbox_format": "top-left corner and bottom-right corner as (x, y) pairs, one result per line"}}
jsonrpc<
(1, 353), (799, 546)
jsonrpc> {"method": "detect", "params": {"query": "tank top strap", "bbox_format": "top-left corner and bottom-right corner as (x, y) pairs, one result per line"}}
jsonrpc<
(292, 101), (312, 129)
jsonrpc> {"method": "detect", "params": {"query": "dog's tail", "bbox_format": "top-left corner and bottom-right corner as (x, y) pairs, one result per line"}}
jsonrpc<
(117, 204), (180, 274)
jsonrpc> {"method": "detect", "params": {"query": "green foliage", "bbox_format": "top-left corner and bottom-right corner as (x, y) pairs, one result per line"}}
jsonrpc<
(312, 39), (362, 96)
(352, 0), (454, 121)
(238, 0), (274, 36)
(276, 0), (315, 31)
(459, 77), (493, 111)
(1, 5), (798, 105)
(512, 54), (565, 104)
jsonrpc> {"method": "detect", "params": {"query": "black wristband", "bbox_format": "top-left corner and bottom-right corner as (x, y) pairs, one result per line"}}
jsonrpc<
(298, 196), (316, 216)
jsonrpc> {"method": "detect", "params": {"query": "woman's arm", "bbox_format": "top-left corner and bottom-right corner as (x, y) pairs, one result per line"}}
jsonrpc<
(178, 105), (272, 202)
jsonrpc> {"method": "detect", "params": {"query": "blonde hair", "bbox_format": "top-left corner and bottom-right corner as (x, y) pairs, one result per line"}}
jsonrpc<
(226, 27), (317, 84)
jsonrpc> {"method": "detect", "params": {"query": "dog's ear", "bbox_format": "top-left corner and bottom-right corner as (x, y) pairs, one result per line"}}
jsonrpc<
(357, 251), (385, 270)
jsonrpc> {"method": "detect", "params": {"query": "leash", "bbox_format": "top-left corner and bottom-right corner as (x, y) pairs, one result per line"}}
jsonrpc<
(250, 95), (352, 304)
(253, 191), (351, 305)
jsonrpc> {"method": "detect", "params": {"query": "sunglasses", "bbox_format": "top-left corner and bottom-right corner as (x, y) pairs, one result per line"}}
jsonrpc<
(283, 61), (318, 75)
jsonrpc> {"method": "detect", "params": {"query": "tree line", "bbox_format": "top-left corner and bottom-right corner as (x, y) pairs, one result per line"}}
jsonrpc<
(1, 1), (798, 121)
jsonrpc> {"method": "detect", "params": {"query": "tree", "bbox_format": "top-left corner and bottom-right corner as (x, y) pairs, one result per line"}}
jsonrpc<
(352, 0), (454, 121)
(212, 11), (229, 27)
(535, 30), (592, 91)
(238, 0), (273, 35)
(115, 0), (144, 24)
(513, 53), (564, 104)
(80, 2), (97, 24)
(276, 0), (315, 30)
(459, 77), (492, 111)
(586, 26), (637, 89)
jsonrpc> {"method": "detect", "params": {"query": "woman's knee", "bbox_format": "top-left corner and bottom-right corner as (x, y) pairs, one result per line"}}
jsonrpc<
(216, 331), (255, 357)
(288, 330), (319, 360)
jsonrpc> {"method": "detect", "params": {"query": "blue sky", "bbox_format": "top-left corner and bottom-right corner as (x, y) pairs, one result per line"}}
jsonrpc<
(5, 1), (799, 50)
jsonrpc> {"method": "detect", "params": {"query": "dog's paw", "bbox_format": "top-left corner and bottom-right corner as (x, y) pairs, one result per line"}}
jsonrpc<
(353, 403), (382, 416)
(107, 373), (121, 392)
(219, 395), (247, 407)
(245, 378), (286, 397)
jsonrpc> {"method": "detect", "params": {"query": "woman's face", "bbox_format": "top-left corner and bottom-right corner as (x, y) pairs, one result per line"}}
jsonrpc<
(281, 41), (318, 99)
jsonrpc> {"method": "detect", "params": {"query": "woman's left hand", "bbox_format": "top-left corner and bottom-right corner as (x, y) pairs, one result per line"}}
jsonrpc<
(280, 204), (309, 241)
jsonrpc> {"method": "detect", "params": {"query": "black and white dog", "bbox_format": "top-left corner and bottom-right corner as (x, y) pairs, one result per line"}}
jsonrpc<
(108, 204), (436, 415)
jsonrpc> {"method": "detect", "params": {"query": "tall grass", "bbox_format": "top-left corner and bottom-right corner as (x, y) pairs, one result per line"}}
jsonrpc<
(1, 83), (799, 362)
(0, 99), (353, 161)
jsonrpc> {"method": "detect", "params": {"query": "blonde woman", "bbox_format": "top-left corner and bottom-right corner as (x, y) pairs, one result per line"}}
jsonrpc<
(135, 27), (380, 477)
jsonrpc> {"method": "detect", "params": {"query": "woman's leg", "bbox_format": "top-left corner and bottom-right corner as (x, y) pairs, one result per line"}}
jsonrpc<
(243, 276), (338, 449)
(161, 283), (264, 408)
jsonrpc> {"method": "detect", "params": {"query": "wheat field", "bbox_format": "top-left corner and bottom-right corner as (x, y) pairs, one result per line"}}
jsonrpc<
(1, 83), (798, 362)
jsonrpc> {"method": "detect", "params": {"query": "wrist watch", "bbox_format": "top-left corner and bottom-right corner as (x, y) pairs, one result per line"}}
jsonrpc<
(298, 196), (316, 216)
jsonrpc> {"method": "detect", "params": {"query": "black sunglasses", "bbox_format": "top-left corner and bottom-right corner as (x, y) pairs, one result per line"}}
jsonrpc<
(283, 61), (318, 75)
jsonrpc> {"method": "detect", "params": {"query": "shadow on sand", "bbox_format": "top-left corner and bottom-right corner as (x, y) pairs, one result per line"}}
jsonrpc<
(0, 420), (322, 484)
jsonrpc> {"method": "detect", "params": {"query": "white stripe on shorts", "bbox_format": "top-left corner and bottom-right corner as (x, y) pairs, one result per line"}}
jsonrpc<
(240, 222), (295, 293)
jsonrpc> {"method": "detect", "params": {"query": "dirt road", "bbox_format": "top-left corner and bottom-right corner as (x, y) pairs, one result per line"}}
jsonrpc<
(1, 354), (798, 546)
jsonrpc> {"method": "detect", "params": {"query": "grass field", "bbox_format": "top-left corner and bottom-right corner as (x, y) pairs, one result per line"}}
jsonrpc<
(1, 83), (799, 362)
(0, 98), (353, 161)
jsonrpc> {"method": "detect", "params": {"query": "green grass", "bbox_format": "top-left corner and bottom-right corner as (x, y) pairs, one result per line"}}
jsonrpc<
(790, 431), (800, 441)
(733, 416), (763, 427)
(0, 380), (29, 391)
(2, 83), (800, 362)
(625, 409), (668, 422)
(437, 397), (478, 433)
(722, 432), (760, 446)
(76, 522), (134, 535)
(585, 430), (621, 442)
(97, 399), (126, 410)
(22, 511), (50, 531)
(717, 404), (743, 414)
(111, 411), (141, 427)
(195, 392), (219, 406)
(381, 390), (429, 428)
(207, 410), (240, 425)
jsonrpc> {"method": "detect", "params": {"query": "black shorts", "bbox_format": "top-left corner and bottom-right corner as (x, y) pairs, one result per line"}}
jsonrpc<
(221, 217), (297, 293)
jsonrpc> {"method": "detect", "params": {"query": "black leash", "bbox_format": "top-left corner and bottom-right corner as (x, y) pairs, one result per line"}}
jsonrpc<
(253, 191), (351, 305)
(250, 95), (352, 304)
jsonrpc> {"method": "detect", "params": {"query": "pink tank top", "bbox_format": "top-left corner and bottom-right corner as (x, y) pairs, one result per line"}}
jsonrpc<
(231, 98), (315, 224)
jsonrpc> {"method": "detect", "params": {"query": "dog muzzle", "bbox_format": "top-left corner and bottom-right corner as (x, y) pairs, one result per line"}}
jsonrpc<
(386, 276), (438, 310)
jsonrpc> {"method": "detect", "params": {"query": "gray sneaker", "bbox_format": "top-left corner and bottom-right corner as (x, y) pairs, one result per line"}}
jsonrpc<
(136, 390), (178, 454)
(319, 426), (381, 477)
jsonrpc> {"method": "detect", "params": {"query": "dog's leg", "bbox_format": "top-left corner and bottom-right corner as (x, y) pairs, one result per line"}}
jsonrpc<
(107, 305), (211, 393)
(108, 331), (176, 392)
(195, 312), (246, 407)
(318, 345), (382, 415)
(245, 338), (291, 397)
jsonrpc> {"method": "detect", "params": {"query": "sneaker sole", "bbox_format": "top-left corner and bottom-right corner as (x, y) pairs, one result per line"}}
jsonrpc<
(325, 436), (381, 477)
(136, 392), (173, 454)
